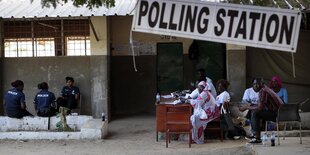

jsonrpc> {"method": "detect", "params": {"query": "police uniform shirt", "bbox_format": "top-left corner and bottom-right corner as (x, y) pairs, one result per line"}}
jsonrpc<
(34, 90), (56, 110)
(61, 86), (80, 97)
(4, 88), (25, 111)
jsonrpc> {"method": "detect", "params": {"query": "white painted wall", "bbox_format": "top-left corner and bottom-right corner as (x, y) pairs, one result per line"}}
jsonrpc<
(90, 16), (108, 55)
(110, 16), (193, 56)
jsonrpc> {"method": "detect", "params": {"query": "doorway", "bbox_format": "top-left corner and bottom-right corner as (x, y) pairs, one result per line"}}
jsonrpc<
(157, 43), (183, 94)
(194, 40), (226, 83)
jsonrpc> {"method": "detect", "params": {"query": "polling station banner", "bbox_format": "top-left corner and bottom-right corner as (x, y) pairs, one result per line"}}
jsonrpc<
(132, 0), (301, 52)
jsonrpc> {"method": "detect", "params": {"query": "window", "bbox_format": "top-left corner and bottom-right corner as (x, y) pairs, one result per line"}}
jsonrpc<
(4, 38), (55, 57)
(5, 38), (33, 57)
(3, 19), (90, 57)
(35, 38), (55, 56)
(66, 36), (90, 56)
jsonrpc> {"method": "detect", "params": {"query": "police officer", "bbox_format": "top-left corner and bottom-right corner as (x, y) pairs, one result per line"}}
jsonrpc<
(57, 76), (80, 111)
(34, 82), (56, 117)
(4, 80), (33, 118)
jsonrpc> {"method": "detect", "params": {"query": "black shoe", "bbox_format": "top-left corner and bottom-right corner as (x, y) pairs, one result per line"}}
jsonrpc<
(245, 135), (255, 140)
(247, 138), (262, 144)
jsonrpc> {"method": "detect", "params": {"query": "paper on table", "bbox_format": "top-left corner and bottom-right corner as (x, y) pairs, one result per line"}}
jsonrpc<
(161, 99), (181, 105)
(173, 99), (182, 105)
(162, 95), (173, 99)
(185, 93), (191, 98)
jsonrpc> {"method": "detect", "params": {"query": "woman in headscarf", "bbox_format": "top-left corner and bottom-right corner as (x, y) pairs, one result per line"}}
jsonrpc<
(269, 76), (288, 104)
(4, 80), (33, 118)
(190, 81), (220, 144)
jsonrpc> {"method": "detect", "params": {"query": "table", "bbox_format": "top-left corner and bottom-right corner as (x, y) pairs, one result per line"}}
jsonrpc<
(155, 97), (192, 141)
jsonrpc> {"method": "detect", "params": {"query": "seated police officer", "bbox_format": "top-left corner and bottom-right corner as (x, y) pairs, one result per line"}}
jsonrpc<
(4, 80), (33, 118)
(34, 82), (57, 117)
(57, 77), (80, 111)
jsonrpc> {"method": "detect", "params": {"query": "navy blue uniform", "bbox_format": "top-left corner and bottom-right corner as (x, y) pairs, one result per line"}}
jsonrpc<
(34, 90), (56, 117)
(4, 88), (32, 118)
(57, 86), (80, 110)
(61, 86), (80, 97)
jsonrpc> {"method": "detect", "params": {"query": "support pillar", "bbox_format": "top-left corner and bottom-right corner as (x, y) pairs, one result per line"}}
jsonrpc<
(89, 17), (110, 120)
(226, 44), (246, 101)
(0, 18), (4, 114)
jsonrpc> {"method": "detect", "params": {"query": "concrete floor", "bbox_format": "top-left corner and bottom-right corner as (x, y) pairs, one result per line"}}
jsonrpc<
(0, 115), (309, 155)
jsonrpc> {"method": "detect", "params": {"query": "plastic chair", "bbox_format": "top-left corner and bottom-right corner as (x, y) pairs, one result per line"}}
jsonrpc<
(165, 104), (192, 148)
(276, 103), (302, 145)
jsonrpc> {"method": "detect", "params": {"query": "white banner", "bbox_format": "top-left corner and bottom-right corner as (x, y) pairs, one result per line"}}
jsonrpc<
(132, 0), (301, 52)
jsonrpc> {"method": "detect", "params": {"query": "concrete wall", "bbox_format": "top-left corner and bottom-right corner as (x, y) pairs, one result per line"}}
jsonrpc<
(0, 18), (3, 114)
(90, 16), (108, 55)
(90, 56), (109, 118)
(0, 18), (3, 57)
(89, 16), (110, 119)
(110, 16), (193, 56)
(109, 16), (196, 116)
(226, 45), (246, 101)
(0, 56), (107, 118)
(246, 30), (310, 111)
(111, 56), (157, 115)
(0, 16), (110, 119)
(110, 55), (195, 115)
(0, 58), (3, 115)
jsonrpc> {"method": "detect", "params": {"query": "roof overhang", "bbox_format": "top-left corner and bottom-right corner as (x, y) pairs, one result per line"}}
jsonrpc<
(0, 0), (137, 19)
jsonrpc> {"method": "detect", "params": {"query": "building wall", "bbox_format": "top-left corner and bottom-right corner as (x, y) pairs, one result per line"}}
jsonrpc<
(226, 45), (246, 102)
(89, 16), (110, 119)
(0, 18), (4, 114)
(109, 16), (196, 116)
(110, 16), (193, 56)
(247, 30), (310, 111)
(1, 56), (107, 117)
(2, 19), (90, 56)
(0, 17), (109, 118)
(90, 16), (108, 55)
(90, 56), (109, 118)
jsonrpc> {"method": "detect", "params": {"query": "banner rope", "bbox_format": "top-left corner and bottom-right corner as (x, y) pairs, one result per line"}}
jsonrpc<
(291, 52), (296, 78)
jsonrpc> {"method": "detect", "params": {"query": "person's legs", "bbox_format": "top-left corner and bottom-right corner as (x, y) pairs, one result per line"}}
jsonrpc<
(67, 95), (77, 110)
(49, 108), (57, 116)
(38, 107), (58, 117)
(8, 110), (33, 118)
(251, 110), (261, 139)
(6, 110), (20, 118)
(56, 97), (68, 110)
(37, 111), (44, 117)
(21, 109), (33, 117)
(244, 110), (256, 139)
(251, 110), (277, 139)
